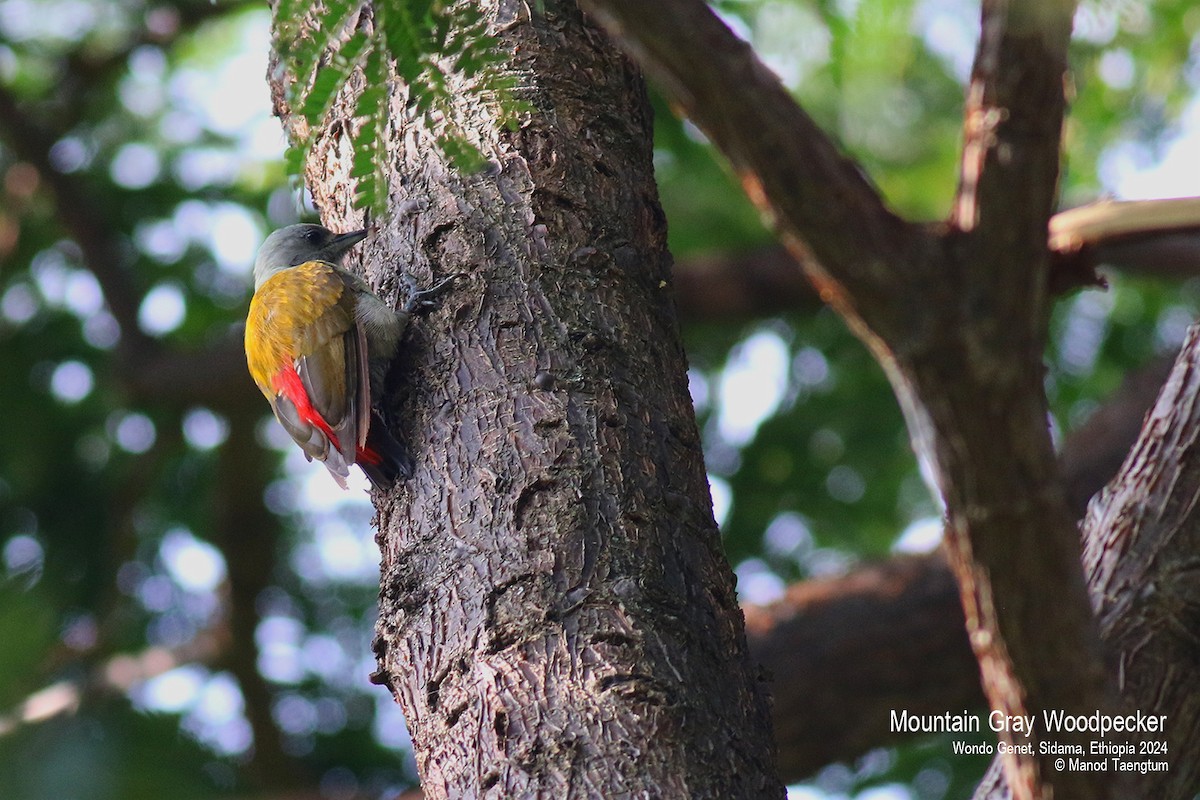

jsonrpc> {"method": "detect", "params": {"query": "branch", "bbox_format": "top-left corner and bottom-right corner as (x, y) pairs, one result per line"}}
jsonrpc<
(672, 198), (1200, 324)
(1059, 356), (1175, 514)
(0, 627), (224, 737)
(930, 10), (1111, 799)
(952, 2), (1074, 245)
(974, 325), (1200, 800)
(746, 554), (981, 778)
(123, 334), (262, 409)
(918, 1), (1105, 794)
(578, 0), (923, 338)
(1050, 197), (1200, 251)
(672, 246), (819, 322)
(1051, 197), (1200, 285)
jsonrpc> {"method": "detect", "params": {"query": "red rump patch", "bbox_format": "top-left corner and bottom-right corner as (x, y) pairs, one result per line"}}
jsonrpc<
(273, 363), (341, 451)
(274, 362), (379, 469)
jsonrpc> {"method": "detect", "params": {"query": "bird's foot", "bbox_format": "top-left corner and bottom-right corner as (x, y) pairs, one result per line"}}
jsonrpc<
(402, 273), (459, 315)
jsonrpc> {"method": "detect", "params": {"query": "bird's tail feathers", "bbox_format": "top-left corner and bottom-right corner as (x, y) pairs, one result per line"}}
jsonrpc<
(357, 412), (415, 490)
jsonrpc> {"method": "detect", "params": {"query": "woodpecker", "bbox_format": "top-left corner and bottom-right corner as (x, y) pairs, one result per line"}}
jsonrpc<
(245, 223), (452, 489)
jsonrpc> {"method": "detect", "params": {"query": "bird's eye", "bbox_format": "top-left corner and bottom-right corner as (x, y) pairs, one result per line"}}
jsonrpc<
(304, 229), (321, 243)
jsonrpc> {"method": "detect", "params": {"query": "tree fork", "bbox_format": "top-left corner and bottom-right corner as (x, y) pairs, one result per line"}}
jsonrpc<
(268, 1), (783, 797)
(581, 0), (1111, 797)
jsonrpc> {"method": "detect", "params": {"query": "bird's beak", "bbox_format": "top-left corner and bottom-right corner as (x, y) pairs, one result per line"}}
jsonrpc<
(325, 229), (368, 259)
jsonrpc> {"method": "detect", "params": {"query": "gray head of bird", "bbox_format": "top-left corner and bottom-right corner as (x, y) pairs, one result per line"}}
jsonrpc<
(252, 224), (368, 289)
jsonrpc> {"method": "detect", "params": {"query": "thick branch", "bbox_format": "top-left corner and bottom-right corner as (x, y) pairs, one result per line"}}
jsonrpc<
(123, 335), (262, 409)
(746, 554), (981, 778)
(280, 2), (784, 796)
(675, 225), (1200, 327)
(927, 8), (1112, 798)
(672, 197), (1200, 324)
(672, 246), (819, 322)
(1090, 232), (1200, 279)
(1060, 356), (1175, 513)
(579, 0), (926, 342)
(974, 326), (1200, 800)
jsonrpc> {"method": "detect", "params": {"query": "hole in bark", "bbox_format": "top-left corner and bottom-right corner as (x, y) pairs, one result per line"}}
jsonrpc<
(515, 738), (544, 771)
(481, 771), (500, 790)
(597, 673), (641, 693)
(493, 710), (508, 740)
(513, 478), (556, 531)
(383, 561), (429, 615)
(426, 666), (449, 711)
(423, 221), (455, 253)
(426, 682), (440, 711)
(532, 186), (584, 211)
(444, 700), (467, 728)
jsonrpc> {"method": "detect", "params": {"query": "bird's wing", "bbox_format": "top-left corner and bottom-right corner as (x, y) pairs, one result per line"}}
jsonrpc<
(245, 260), (368, 484)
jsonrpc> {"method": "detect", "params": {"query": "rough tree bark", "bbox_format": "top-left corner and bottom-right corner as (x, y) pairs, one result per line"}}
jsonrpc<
(269, 1), (781, 797)
(1079, 325), (1200, 797)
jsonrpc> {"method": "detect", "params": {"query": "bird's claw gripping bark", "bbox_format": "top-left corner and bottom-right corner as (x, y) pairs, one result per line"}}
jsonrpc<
(402, 273), (459, 315)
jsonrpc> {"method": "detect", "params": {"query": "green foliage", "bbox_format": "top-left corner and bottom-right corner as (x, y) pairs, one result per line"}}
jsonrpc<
(654, 93), (774, 256)
(1064, 0), (1200, 203)
(0, 584), (58, 710)
(0, 699), (236, 800)
(273, 0), (526, 212)
(686, 309), (925, 578)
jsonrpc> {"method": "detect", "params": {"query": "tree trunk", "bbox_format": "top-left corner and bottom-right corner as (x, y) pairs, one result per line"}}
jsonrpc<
(268, 1), (782, 797)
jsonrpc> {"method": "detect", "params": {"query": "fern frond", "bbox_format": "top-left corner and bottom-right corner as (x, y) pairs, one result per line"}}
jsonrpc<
(350, 46), (390, 211)
(274, 0), (530, 217)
